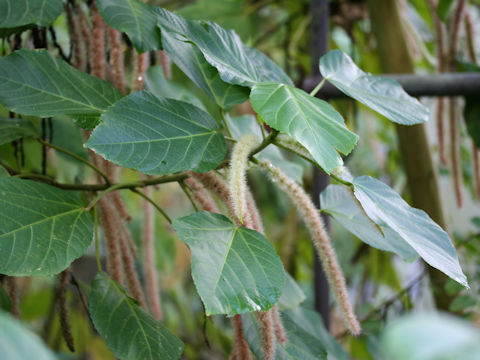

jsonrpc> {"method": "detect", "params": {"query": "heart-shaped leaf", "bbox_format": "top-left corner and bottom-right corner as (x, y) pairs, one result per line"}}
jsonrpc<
(320, 50), (429, 125)
(0, 0), (62, 29)
(158, 15), (249, 109)
(0, 312), (56, 360)
(0, 118), (39, 145)
(172, 211), (285, 315)
(321, 184), (418, 261)
(0, 178), (93, 276)
(87, 91), (226, 175)
(97, 0), (161, 53)
(250, 82), (358, 173)
(88, 272), (184, 360)
(352, 175), (467, 287)
(156, 8), (292, 87)
(0, 49), (123, 129)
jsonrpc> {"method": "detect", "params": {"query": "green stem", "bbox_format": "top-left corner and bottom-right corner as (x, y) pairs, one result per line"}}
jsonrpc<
(179, 181), (199, 212)
(224, 136), (237, 143)
(130, 188), (172, 224)
(249, 130), (279, 157)
(38, 138), (110, 184)
(93, 205), (102, 272)
(86, 183), (127, 210)
(220, 109), (233, 138)
(309, 78), (326, 97)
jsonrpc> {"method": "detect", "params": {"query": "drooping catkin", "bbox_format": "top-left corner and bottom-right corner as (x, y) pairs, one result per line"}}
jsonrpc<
(228, 134), (260, 224)
(260, 161), (361, 335)
(256, 311), (275, 360)
(158, 50), (171, 79)
(448, 0), (467, 70)
(271, 305), (287, 345)
(133, 52), (149, 92)
(106, 28), (126, 94)
(89, 2), (106, 80)
(75, 3), (91, 68)
(185, 177), (219, 213)
(246, 189), (265, 235)
(99, 199), (123, 284)
(119, 222), (147, 309)
(142, 185), (163, 320)
(65, 3), (85, 71)
(191, 171), (239, 224)
(427, 0), (448, 165)
(57, 268), (75, 352)
(232, 314), (251, 360)
(449, 98), (463, 207)
(105, 162), (132, 222)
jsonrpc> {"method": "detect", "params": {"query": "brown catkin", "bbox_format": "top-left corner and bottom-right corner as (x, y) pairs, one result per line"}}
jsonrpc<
(191, 171), (240, 224)
(232, 314), (251, 360)
(256, 311), (275, 360)
(272, 305), (287, 345)
(57, 268), (75, 352)
(65, 4), (85, 71)
(133, 52), (149, 92)
(449, 98), (463, 207)
(185, 177), (219, 213)
(245, 189), (265, 235)
(89, 2), (106, 79)
(427, 0), (448, 165)
(260, 161), (361, 335)
(158, 50), (172, 79)
(106, 28), (126, 94)
(76, 3), (91, 68)
(142, 185), (163, 320)
(99, 199), (123, 284)
(118, 219), (147, 309)
(448, 0), (467, 70)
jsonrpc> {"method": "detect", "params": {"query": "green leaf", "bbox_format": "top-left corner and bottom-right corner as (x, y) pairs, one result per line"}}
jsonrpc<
(156, 8), (292, 87)
(0, 312), (56, 360)
(321, 184), (418, 261)
(88, 272), (184, 360)
(145, 65), (206, 110)
(465, 96), (480, 148)
(50, 116), (89, 161)
(352, 176), (467, 287)
(277, 273), (306, 311)
(0, 0), (62, 29)
(381, 313), (480, 360)
(158, 19), (249, 109)
(86, 90), (226, 175)
(250, 82), (358, 173)
(0, 118), (39, 145)
(449, 295), (476, 312)
(0, 50), (123, 129)
(172, 211), (285, 315)
(320, 50), (429, 125)
(226, 114), (304, 184)
(0, 285), (13, 311)
(0, 178), (93, 276)
(97, 0), (161, 53)
(242, 308), (333, 360)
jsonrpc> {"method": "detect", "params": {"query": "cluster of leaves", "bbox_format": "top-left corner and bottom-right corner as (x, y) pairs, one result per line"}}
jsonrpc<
(0, 0), (470, 359)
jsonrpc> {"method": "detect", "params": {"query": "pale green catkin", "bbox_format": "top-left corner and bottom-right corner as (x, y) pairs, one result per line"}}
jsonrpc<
(260, 160), (361, 336)
(228, 134), (260, 224)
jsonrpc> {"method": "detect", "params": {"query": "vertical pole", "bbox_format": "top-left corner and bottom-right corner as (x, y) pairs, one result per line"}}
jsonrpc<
(310, 0), (331, 330)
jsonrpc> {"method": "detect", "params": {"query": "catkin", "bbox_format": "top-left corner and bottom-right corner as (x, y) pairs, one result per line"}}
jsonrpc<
(232, 314), (251, 360)
(89, 2), (106, 80)
(228, 134), (260, 224)
(260, 160), (361, 335)
(57, 268), (75, 352)
(65, 4), (85, 71)
(185, 177), (219, 213)
(106, 28), (126, 94)
(142, 185), (163, 320)
(133, 52), (149, 92)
